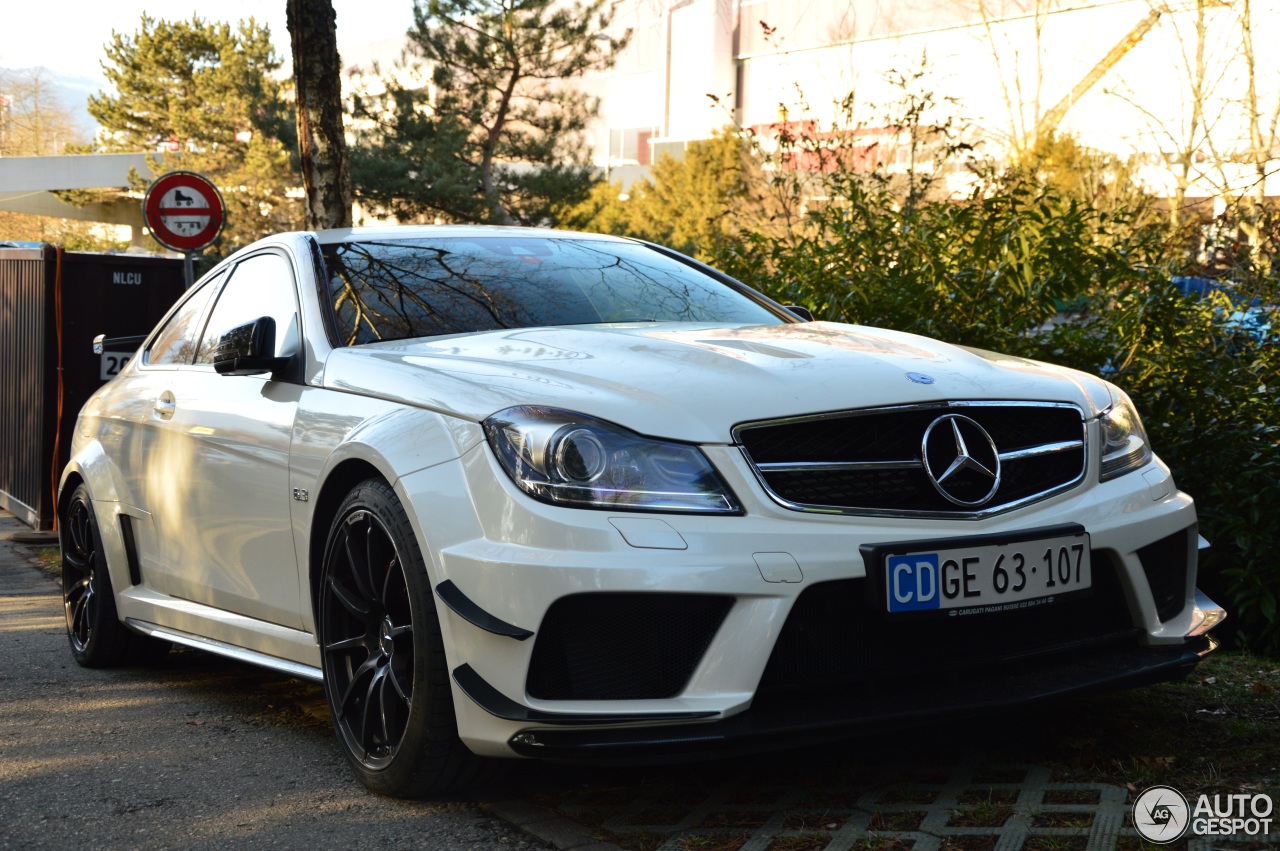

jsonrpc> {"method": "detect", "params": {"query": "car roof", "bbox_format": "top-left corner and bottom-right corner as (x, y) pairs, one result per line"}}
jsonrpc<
(306, 224), (635, 246)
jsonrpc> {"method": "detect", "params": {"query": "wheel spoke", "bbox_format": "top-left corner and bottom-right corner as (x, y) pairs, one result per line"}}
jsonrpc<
(380, 555), (402, 606)
(68, 508), (88, 555)
(64, 576), (91, 605)
(343, 527), (375, 602)
(359, 665), (387, 757)
(337, 654), (379, 718)
(377, 671), (394, 751)
(327, 575), (373, 622)
(62, 550), (90, 573)
(386, 623), (411, 639)
(376, 665), (407, 752)
(71, 586), (93, 642)
(323, 634), (366, 654)
(389, 663), (411, 703)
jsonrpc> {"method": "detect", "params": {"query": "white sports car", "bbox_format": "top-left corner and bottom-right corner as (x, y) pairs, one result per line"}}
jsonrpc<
(60, 226), (1226, 796)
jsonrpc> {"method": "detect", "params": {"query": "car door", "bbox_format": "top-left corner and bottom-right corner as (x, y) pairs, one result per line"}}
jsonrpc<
(107, 271), (223, 576)
(141, 250), (306, 628)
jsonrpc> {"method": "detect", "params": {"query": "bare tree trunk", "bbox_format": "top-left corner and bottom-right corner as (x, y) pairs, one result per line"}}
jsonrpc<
(288, 0), (353, 230)
(1171, 0), (1208, 235)
(1238, 0), (1280, 261)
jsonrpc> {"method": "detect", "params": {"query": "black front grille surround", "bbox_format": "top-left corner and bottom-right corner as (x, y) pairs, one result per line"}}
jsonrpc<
(756, 552), (1136, 698)
(527, 592), (733, 701)
(735, 402), (1088, 518)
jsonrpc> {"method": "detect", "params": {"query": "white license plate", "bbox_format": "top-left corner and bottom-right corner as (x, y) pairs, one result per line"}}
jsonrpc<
(100, 351), (133, 380)
(883, 530), (1091, 615)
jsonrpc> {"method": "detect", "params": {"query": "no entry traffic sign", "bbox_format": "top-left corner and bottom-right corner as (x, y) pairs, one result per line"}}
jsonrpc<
(143, 171), (225, 252)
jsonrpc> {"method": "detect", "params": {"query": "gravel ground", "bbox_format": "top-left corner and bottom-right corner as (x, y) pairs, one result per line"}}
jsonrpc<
(0, 510), (549, 851)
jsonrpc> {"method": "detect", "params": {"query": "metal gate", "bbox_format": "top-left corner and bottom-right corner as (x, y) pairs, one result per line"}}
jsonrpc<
(0, 246), (184, 529)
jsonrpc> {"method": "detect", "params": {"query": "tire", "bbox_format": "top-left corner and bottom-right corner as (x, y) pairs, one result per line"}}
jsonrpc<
(319, 479), (488, 798)
(61, 484), (169, 667)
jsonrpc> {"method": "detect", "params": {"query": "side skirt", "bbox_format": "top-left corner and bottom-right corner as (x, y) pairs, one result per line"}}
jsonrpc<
(126, 618), (324, 683)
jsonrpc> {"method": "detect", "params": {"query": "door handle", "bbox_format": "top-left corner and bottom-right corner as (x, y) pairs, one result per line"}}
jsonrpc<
(154, 391), (176, 419)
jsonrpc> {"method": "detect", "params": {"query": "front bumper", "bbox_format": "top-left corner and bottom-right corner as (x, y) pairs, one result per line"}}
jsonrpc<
(394, 439), (1225, 759)
(502, 632), (1218, 762)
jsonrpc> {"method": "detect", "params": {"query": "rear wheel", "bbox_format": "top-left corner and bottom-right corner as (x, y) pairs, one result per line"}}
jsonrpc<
(61, 484), (168, 667)
(319, 479), (487, 797)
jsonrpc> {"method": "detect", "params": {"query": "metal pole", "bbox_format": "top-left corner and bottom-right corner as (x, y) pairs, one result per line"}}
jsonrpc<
(183, 251), (194, 289)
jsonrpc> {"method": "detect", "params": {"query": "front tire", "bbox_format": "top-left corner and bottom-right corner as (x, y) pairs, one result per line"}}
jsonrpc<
(61, 484), (168, 667)
(319, 479), (487, 797)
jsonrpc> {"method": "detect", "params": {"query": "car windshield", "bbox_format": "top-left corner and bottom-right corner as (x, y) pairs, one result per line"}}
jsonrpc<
(320, 236), (785, 345)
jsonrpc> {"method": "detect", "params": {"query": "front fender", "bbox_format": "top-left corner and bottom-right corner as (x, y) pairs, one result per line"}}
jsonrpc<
(289, 390), (485, 633)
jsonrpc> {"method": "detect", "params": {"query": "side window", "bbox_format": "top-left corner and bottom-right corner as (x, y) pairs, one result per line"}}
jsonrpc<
(144, 272), (223, 366)
(195, 253), (301, 365)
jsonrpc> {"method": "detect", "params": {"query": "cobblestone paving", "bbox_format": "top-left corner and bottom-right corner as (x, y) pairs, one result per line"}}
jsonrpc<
(545, 759), (1277, 851)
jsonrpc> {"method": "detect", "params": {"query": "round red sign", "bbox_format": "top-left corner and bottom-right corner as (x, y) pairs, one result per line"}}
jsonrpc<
(143, 171), (226, 252)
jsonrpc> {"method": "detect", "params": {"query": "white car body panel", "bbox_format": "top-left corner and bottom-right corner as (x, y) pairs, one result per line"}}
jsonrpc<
(324, 322), (1116, 443)
(58, 225), (1224, 773)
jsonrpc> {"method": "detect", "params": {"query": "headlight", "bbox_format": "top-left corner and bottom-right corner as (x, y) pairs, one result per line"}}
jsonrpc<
(483, 406), (742, 514)
(1098, 387), (1152, 481)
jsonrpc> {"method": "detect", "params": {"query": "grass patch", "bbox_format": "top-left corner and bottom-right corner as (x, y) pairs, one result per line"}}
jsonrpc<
(505, 652), (1280, 851)
(878, 789), (938, 806)
(1030, 811), (1094, 828)
(868, 810), (926, 831)
(626, 805), (687, 825)
(28, 544), (60, 573)
(767, 835), (829, 851)
(1038, 653), (1280, 794)
(853, 840), (914, 851)
(782, 811), (845, 830)
(680, 832), (750, 851)
(1022, 837), (1089, 851)
(697, 811), (771, 829)
(958, 789), (1019, 806)
(1041, 789), (1102, 805)
(951, 790), (1018, 827)
(609, 832), (667, 851)
(939, 836), (998, 851)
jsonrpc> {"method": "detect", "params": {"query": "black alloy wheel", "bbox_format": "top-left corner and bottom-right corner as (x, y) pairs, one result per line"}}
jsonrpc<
(62, 487), (103, 655)
(60, 484), (167, 666)
(319, 480), (486, 796)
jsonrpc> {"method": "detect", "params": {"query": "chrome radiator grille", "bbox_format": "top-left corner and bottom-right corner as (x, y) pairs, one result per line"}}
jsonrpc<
(734, 402), (1087, 518)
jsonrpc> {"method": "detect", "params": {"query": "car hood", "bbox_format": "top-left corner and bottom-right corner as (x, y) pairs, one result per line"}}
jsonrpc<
(323, 322), (1114, 443)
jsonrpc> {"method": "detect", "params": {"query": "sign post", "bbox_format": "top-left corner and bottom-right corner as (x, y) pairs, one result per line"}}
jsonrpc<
(142, 171), (226, 288)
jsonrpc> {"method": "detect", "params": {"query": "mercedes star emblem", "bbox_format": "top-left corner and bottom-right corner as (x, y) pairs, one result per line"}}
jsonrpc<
(922, 414), (1002, 506)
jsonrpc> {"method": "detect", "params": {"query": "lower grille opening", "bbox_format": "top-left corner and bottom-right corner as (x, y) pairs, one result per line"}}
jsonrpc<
(527, 592), (733, 700)
(757, 553), (1136, 699)
(1137, 528), (1192, 623)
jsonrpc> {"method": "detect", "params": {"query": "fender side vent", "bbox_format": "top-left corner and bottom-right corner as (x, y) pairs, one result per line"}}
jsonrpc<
(120, 514), (141, 586)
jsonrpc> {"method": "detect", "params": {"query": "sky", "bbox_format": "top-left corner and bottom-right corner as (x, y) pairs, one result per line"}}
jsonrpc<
(0, 1), (416, 83)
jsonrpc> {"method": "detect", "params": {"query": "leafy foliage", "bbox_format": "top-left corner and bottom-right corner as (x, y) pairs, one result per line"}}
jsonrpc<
(557, 130), (785, 261)
(704, 111), (1280, 652)
(84, 14), (301, 252)
(350, 0), (625, 226)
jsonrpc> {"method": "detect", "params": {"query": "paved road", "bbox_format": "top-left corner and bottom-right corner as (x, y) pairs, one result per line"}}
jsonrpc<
(0, 511), (547, 851)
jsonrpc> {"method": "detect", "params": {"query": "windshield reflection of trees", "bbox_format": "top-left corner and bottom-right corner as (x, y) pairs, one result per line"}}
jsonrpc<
(321, 239), (776, 346)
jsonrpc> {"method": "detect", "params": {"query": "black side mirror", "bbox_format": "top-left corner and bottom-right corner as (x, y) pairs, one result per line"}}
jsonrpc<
(214, 317), (290, 377)
(785, 305), (815, 322)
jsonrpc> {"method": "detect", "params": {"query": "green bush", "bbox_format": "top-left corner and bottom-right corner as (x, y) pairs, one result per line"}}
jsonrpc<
(713, 168), (1280, 655)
